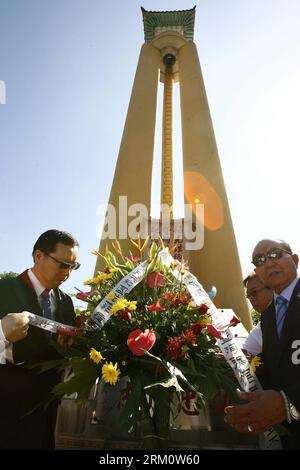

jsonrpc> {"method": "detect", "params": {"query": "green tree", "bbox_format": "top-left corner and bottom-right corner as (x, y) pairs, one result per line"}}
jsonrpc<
(0, 271), (18, 279)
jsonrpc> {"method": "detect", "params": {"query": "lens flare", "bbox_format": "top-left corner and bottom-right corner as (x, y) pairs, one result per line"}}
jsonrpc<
(184, 171), (223, 231)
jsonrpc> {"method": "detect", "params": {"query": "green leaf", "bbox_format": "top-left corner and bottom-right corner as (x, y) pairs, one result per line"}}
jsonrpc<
(115, 263), (133, 273)
(27, 358), (66, 373)
(144, 350), (198, 393)
(119, 376), (142, 434)
(52, 357), (99, 401)
(149, 242), (158, 259)
(198, 373), (218, 400)
(144, 376), (184, 393)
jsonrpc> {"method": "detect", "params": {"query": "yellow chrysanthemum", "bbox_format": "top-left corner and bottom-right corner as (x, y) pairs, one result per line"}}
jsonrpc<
(75, 309), (92, 318)
(126, 300), (137, 311)
(83, 276), (97, 286)
(83, 272), (113, 286)
(111, 298), (137, 315)
(111, 298), (128, 315)
(102, 362), (120, 385)
(89, 348), (104, 364)
(250, 355), (262, 373)
(107, 292), (115, 301)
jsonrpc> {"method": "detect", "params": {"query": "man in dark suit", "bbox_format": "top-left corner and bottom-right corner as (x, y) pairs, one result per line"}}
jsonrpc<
(225, 238), (300, 449)
(0, 229), (80, 450)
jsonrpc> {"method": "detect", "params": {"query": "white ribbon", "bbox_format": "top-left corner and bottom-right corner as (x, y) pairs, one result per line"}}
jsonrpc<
(87, 260), (149, 330)
(27, 312), (81, 335)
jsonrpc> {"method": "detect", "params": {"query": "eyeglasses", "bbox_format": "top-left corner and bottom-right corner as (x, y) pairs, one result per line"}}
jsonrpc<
(252, 247), (292, 267)
(246, 287), (269, 300)
(44, 252), (81, 270)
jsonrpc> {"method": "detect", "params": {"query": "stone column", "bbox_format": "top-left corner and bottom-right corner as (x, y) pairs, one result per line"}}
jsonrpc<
(179, 41), (251, 329)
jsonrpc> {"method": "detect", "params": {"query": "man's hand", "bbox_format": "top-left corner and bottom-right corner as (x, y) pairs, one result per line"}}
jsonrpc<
(1, 312), (30, 342)
(224, 389), (286, 433)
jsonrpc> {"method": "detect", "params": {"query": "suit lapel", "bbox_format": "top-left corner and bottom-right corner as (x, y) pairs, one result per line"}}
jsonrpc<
(278, 279), (300, 358)
(19, 270), (43, 315)
(13, 271), (44, 363)
(267, 300), (279, 342)
(16, 271), (72, 325)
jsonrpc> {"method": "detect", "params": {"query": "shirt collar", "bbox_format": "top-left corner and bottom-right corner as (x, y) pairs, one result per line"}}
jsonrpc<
(274, 274), (300, 304)
(28, 268), (53, 298)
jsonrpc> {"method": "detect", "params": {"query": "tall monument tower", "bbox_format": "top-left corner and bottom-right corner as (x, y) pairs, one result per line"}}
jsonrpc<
(96, 7), (251, 329)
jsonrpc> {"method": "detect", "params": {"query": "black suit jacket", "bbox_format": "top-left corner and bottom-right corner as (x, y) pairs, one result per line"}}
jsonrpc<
(261, 279), (300, 447)
(0, 270), (74, 363)
(0, 270), (75, 449)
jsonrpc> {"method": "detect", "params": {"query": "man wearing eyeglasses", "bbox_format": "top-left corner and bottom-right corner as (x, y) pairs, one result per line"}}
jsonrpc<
(225, 238), (300, 449)
(0, 229), (80, 450)
(242, 273), (273, 356)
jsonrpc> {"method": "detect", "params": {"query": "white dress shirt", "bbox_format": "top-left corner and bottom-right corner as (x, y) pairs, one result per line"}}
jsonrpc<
(243, 322), (263, 356)
(0, 322), (7, 364)
(27, 269), (56, 314)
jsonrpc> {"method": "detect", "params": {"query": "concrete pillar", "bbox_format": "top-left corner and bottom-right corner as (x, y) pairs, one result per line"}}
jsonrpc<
(95, 43), (161, 273)
(179, 42), (251, 329)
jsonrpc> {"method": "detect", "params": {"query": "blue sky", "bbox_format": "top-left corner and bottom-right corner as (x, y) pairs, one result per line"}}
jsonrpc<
(0, 0), (300, 304)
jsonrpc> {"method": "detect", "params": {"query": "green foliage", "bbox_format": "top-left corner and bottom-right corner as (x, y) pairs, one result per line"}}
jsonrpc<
(251, 308), (260, 325)
(0, 271), (18, 279)
(52, 358), (99, 402)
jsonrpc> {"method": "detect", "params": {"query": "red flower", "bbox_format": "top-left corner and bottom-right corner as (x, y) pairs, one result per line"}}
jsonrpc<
(191, 322), (204, 335)
(181, 329), (196, 346)
(56, 326), (83, 337)
(166, 336), (182, 360)
(74, 314), (87, 328)
(146, 272), (166, 288)
(198, 303), (209, 314)
(127, 329), (156, 356)
(146, 301), (166, 311)
(75, 291), (97, 301)
(119, 310), (131, 321)
(127, 251), (140, 263)
(206, 324), (226, 340)
(160, 292), (190, 307)
(229, 314), (240, 326)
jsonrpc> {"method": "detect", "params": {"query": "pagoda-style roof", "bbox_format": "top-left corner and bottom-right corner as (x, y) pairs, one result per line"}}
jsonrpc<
(141, 6), (196, 42)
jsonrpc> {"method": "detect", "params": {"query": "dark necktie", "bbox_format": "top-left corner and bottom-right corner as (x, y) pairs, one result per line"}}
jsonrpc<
(41, 288), (53, 320)
(275, 295), (288, 338)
